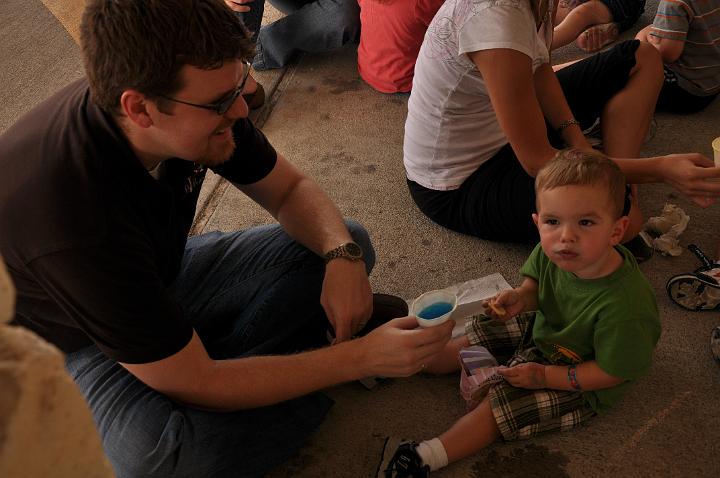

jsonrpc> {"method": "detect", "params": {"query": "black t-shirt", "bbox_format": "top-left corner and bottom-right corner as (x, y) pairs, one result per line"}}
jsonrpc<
(0, 79), (277, 363)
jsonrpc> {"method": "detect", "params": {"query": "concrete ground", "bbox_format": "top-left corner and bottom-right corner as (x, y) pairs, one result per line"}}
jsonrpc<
(2, 1), (719, 477)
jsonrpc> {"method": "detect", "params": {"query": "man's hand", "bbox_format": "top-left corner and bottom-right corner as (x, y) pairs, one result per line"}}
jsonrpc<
(498, 362), (547, 389)
(321, 259), (372, 343)
(358, 317), (454, 377)
(660, 154), (720, 207)
(224, 0), (255, 13)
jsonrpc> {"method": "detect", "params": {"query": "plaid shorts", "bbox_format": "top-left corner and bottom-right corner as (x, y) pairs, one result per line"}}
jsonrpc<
(464, 313), (596, 441)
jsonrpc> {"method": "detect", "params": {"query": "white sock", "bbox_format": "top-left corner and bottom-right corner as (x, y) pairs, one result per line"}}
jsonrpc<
(415, 438), (449, 472)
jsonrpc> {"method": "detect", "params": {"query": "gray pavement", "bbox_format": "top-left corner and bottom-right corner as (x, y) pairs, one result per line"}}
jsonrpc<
(2, 1), (719, 477)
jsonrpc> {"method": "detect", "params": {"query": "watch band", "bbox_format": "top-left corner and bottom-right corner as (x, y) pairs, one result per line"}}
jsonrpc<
(324, 242), (363, 263)
(556, 118), (581, 134)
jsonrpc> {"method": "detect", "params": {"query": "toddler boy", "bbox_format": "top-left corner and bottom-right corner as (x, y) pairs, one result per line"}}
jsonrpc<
(377, 149), (661, 477)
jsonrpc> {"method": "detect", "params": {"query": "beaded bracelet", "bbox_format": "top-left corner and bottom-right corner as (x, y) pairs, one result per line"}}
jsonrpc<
(567, 364), (582, 391)
(556, 118), (581, 134)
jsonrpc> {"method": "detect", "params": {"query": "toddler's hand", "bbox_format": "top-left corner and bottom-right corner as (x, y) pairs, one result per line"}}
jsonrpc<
(483, 289), (523, 320)
(498, 362), (546, 389)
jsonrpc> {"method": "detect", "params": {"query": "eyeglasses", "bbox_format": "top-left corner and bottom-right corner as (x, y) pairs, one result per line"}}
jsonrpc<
(158, 60), (252, 115)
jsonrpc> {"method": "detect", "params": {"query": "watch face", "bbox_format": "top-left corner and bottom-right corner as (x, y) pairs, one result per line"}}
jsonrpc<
(345, 242), (362, 258)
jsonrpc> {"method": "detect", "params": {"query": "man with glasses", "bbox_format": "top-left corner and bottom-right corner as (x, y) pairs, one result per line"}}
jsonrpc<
(0, 1), (453, 477)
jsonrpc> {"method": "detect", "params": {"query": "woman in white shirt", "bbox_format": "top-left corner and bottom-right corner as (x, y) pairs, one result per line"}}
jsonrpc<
(404, 0), (719, 246)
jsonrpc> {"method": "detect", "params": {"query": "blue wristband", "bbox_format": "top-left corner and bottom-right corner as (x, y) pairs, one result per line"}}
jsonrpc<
(567, 364), (582, 391)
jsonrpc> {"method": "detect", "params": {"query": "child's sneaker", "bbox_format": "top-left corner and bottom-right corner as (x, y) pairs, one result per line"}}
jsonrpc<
(711, 326), (720, 365)
(376, 438), (430, 478)
(666, 245), (720, 311)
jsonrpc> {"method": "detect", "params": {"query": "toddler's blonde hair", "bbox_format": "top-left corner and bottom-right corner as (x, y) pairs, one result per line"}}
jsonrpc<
(535, 149), (627, 218)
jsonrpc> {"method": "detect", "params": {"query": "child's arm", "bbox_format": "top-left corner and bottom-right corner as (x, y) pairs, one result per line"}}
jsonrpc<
(498, 360), (624, 391)
(485, 277), (539, 320)
(543, 361), (624, 390)
(635, 25), (685, 63)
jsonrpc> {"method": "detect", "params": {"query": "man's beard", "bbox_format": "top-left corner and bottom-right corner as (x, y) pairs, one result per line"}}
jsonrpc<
(196, 124), (236, 167)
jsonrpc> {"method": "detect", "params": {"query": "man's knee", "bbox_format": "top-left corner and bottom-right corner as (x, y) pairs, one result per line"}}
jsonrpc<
(344, 219), (375, 272)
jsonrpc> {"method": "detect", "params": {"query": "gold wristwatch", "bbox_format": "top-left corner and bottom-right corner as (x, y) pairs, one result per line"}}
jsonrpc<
(324, 242), (363, 263)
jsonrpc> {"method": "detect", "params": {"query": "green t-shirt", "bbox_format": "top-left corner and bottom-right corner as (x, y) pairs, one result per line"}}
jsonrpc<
(521, 244), (660, 414)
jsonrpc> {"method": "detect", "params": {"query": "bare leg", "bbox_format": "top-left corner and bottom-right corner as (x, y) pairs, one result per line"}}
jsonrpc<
(552, 1), (612, 50)
(438, 397), (501, 463)
(555, 4), (572, 25)
(425, 335), (470, 374)
(601, 42), (664, 240)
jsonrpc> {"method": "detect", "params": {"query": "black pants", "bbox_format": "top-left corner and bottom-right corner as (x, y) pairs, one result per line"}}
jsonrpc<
(657, 65), (719, 114)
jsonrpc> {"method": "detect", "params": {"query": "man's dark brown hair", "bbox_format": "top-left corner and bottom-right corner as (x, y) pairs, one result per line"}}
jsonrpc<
(80, 0), (254, 114)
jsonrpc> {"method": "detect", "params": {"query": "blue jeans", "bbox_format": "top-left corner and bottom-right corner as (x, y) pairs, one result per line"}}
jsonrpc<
(239, 0), (360, 70)
(65, 220), (375, 478)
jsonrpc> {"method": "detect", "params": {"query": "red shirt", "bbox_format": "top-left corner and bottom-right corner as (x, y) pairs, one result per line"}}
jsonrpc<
(358, 0), (444, 93)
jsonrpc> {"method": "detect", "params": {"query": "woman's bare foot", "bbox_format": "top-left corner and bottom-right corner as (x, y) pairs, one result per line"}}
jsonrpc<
(576, 22), (619, 52)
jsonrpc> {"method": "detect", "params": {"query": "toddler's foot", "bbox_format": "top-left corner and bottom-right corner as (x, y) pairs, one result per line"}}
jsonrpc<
(577, 22), (620, 53)
(376, 438), (429, 478)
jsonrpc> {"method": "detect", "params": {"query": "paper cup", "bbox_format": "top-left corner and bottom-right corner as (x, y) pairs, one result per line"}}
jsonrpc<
(713, 137), (720, 167)
(411, 290), (458, 328)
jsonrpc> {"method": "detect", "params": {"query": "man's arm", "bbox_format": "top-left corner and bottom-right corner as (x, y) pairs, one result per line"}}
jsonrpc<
(122, 317), (454, 411)
(238, 153), (372, 342)
(239, 153), (352, 257)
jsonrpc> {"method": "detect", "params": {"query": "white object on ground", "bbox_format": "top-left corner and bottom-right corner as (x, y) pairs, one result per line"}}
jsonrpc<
(642, 204), (690, 256)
